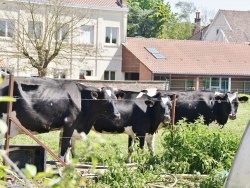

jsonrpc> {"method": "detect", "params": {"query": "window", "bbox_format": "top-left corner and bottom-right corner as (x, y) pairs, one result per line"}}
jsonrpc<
(104, 71), (115, 80)
(221, 78), (229, 92)
(54, 69), (66, 79)
(154, 75), (168, 81)
(186, 79), (194, 90)
(105, 27), (118, 44)
(125, 73), (139, 80)
(28, 21), (42, 39)
(211, 77), (220, 90)
(203, 78), (210, 90)
(203, 77), (229, 91)
(145, 47), (165, 59)
(0, 19), (14, 38)
(79, 70), (92, 79)
(80, 25), (94, 45)
(56, 24), (69, 41)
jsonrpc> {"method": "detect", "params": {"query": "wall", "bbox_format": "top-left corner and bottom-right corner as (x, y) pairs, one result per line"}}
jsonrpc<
(122, 46), (140, 72)
(77, 80), (167, 91)
(0, 1), (128, 80)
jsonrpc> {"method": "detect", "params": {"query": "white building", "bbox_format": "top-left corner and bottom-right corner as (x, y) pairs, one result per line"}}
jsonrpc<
(0, 0), (128, 80)
(202, 10), (250, 43)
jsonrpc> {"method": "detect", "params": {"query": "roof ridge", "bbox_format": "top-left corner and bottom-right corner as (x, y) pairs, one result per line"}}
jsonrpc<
(126, 37), (250, 46)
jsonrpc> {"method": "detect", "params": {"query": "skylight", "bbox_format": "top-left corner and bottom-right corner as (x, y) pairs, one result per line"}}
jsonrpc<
(145, 47), (165, 59)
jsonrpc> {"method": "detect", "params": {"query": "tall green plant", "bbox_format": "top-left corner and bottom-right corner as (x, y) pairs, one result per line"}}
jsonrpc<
(160, 118), (240, 174)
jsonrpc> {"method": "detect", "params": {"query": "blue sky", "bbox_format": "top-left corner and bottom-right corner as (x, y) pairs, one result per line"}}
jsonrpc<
(165, 0), (250, 23)
(166, 0), (250, 13)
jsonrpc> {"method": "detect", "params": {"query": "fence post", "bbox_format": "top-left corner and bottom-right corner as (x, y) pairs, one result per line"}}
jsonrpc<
(4, 74), (14, 166)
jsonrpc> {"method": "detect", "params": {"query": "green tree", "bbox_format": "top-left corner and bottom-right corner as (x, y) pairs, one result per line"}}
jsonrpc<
(167, 1), (196, 39)
(175, 1), (196, 22)
(127, 0), (175, 39)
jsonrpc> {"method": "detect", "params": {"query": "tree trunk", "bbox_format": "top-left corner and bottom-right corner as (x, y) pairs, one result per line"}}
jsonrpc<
(38, 68), (47, 77)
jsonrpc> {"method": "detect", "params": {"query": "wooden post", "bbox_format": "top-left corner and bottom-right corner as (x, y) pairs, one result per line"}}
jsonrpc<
(171, 94), (176, 131)
(3, 75), (66, 167)
(4, 75), (14, 166)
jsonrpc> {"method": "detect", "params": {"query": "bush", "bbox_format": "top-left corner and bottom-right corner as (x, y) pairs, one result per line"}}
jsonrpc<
(160, 118), (241, 174)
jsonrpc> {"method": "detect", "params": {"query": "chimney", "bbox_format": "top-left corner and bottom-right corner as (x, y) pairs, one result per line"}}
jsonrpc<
(117, 0), (127, 7)
(193, 12), (201, 35)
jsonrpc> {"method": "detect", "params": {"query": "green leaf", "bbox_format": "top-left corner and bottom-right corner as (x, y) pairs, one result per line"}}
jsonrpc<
(0, 120), (7, 135)
(0, 96), (16, 102)
(25, 164), (37, 177)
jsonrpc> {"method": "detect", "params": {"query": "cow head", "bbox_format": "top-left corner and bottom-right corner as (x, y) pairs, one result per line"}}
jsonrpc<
(145, 92), (172, 129)
(214, 91), (239, 126)
(96, 86), (121, 120)
(227, 91), (239, 120)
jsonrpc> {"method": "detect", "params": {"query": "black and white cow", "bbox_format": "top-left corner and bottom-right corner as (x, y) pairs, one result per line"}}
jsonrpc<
(68, 89), (173, 163)
(157, 90), (246, 127)
(0, 76), (120, 162)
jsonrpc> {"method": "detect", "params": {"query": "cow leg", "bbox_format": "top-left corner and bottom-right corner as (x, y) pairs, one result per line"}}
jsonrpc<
(71, 137), (76, 158)
(145, 133), (155, 156)
(70, 130), (82, 158)
(126, 136), (134, 163)
(59, 127), (75, 163)
(58, 130), (72, 163)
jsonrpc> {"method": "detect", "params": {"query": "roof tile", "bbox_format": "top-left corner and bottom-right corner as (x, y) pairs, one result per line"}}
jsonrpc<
(65, 0), (122, 8)
(123, 37), (250, 76)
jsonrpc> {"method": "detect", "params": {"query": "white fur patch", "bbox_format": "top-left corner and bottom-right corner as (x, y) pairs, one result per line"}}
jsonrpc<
(145, 88), (157, 97)
(214, 91), (223, 96)
(157, 122), (165, 130)
(124, 126), (136, 139)
(106, 89), (112, 97)
(228, 92), (237, 103)
(136, 92), (144, 98)
(161, 97), (169, 105)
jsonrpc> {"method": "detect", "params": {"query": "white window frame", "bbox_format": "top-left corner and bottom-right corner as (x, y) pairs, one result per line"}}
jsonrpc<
(56, 23), (69, 41)
(105, 27), (118, 45)
(28, 21), (43, 39)
(54, 69), (66, 79)
(79, 70), (92, 79)
(210, 77), (230, 92)
(80, 25), (94, 45)
(104, 71), (115, 80)
(0, 19), (14, 38)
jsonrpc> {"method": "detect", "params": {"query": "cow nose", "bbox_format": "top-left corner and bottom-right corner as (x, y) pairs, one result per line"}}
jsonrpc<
(229, 114), (236, 120)
(164, 114), (171, 122)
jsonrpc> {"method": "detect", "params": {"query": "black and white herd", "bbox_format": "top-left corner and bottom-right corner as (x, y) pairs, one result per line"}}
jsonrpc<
(0, 76), (248, 163)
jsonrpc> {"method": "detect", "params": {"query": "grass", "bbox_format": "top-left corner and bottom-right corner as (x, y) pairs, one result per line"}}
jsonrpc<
(5, 94), (250, 187)
(9, 94), (250, 164)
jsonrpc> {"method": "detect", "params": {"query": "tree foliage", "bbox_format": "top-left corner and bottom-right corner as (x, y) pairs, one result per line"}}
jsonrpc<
(175, 1), (196, 22)
(127, 0), (176, 39)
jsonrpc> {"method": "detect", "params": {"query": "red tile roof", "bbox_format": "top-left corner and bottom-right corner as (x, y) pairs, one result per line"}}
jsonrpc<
(123, 37), (250, 76)
(65, 0), (122, 8)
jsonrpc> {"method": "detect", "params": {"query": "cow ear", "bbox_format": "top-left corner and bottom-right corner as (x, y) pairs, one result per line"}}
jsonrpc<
(91, 91), (98, 100)
(116, 92), (125, 99)
(145, 100), (154, 107)
(239, 96), (249, 103)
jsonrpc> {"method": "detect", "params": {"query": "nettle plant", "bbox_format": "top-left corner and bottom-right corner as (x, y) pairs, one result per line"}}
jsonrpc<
(160, 118), (240, 174)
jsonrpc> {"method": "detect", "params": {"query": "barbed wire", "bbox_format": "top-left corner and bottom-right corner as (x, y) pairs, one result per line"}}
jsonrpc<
(4, 96), (247, 102)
